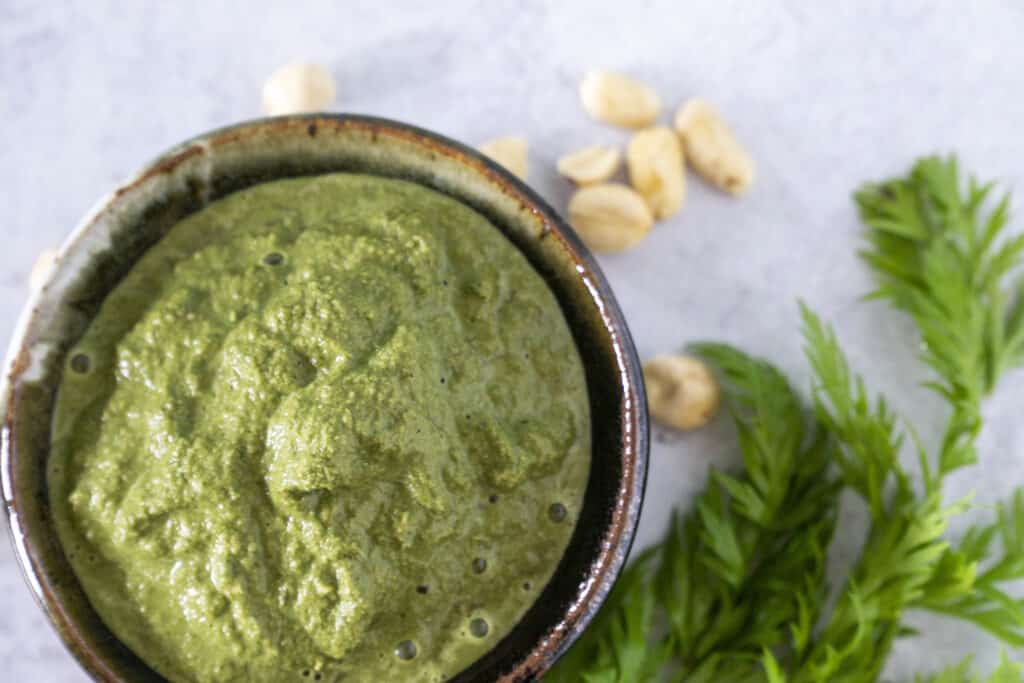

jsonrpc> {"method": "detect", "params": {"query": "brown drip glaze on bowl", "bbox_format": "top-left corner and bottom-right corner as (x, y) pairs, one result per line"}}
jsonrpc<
(1, 115), (648, 682)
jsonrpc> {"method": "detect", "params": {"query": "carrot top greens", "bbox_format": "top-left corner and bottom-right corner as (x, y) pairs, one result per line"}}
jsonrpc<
(548, 157), (1024, 683)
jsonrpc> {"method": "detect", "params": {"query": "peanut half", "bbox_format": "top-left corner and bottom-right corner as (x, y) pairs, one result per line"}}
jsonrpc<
(557, 146), (622, 185)
(579, 71), (661, 129)
(568, 183), (654, 253)
(626, 127), (686, 219)
(643, 355), (720, 430)
(262, 63), (337, 116)
(479, 136), (528, 180)
(29, 248), (58, 290)
(674, 99), (754, 195)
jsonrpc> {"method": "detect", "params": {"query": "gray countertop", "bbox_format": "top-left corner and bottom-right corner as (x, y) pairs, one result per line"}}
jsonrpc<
(3, 0), (1024, 680)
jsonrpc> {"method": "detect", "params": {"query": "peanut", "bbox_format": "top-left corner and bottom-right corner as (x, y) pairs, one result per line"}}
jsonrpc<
(479, 136), (529, 180)
(579, 71), (660, 129)
(626, 127), (686, 219)
(673, 99), (754, 195)
(29, 248), (58, 290)
(557, 146), (622, 185)
(568, 183), (654, 253)
(262, 63), (337, 116)
(643, 355), (720, 430)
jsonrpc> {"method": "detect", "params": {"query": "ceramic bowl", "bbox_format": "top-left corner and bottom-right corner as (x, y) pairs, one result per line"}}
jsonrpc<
(1, 115), (648, 681)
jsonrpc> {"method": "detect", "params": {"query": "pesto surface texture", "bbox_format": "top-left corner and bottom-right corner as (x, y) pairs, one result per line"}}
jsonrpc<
(49, 174), (591, 683)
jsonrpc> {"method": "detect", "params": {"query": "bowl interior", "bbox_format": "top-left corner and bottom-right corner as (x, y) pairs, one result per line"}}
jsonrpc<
(1, 115), (647, 682)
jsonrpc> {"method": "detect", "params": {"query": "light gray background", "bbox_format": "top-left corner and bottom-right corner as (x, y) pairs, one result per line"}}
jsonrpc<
(3, 1), (1023, 680)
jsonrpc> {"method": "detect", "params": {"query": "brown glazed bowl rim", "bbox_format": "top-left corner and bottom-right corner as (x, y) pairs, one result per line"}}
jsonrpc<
(1, 114), (648, 681)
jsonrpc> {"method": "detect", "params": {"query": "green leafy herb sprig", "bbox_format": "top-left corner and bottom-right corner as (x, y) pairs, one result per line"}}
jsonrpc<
(546, 157), (1024, 683)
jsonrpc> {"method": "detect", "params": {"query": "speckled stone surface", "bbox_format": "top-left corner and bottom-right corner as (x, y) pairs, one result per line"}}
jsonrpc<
(3, 1), (1024, 680)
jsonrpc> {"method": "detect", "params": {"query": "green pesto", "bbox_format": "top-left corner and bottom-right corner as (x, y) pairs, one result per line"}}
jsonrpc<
(48, 174), (591, 683)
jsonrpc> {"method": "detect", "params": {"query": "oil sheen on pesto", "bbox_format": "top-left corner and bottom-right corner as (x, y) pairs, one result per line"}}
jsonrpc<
(49, 174), (591, 683)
